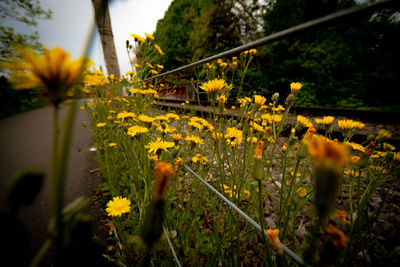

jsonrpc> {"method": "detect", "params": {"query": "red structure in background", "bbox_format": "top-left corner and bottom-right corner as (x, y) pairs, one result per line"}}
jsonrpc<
(155, 70), (194, 99)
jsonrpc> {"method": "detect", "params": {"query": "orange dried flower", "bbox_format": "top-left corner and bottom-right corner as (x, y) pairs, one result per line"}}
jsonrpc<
(326, 224), (349, 250)
(267, 229), (283, 254)
(153, 162), (174, 200)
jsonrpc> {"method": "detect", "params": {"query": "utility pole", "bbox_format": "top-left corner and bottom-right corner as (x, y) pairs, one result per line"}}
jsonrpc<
(92, 0), (120, 77)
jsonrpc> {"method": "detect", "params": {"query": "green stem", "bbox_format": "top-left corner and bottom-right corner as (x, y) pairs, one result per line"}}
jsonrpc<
(257, 180), (273, 266)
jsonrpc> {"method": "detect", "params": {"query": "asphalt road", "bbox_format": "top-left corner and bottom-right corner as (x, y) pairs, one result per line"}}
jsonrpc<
(0, 101), (102, 265)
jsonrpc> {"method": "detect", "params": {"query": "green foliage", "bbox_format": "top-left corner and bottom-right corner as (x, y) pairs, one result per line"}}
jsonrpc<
(0, 0), (52, 61)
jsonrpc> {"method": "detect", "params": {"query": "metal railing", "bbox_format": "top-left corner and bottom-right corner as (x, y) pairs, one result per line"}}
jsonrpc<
(138, 0), (398, 265)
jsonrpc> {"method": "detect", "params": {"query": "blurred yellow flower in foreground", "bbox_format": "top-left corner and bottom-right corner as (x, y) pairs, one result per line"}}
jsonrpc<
(3, 46), (89, 105)
(105, 196), (131, 217)
(305, 134), (349, 169)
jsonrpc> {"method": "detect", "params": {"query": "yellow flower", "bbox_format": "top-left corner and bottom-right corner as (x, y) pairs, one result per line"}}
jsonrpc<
(185, 135), (204, 145)
(246, 137), (258, 143)
(248, 49), (257, 54)
(315, 116), (335, 125)
(344, 168), (360, 177)
(199, 78), (227, 94)
(296, 187), (307, 198)
(267, 229), (283, 254)
(296, 115), (313, 129)
(383, 142), (395, 151)
(188, 120), (204, 130)
(130, 33), (145, 43)
(170, 133), (181, 141)
(146, 62), (154, 69)
(261, 113), (282, 124)
(153, 162), (174, 200)
(243, 189), (251, 197)
(225, 127), (243, 147)
(192, 154), (208, 165)
(117, 111), (136, 121)
(108, 142), (117, 147)
(218, 95), (227, 103)
(156, 64), (164, 69)
(154, 44), (164, 56)
(212, 132), (223, 140)
(345, 141), (365, 152)
(174, 157), (183, 167)
(3, 46), (89, 105)
(304, 134), (349, 169)
(97, 122), (106, 128)
(377, 129), (392, 140)
(290, 82), (303, 94)
(237, 97), (252, 104)
(146, 138), (175, 155)
(127, 125), (149, 137)
(338, 119), (365, 130)
(138, 114), (155, 123)
(105, 196), (131, 217)
(254, 95), (266, 106)
(166, 113), (180, 120)
(144, 32), (154, 40)
(151, 70), (158, 75)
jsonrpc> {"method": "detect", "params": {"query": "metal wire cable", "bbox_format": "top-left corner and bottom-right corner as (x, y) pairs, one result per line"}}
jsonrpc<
(182, 164), (305, 265)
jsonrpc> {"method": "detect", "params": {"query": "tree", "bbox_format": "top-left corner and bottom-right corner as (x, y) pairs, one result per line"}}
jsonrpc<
(0, 0), (52, 61)
(92, 0), (120, 77)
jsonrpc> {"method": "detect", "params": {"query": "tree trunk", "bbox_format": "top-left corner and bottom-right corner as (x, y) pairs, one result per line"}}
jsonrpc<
(91, 0), (120, 77)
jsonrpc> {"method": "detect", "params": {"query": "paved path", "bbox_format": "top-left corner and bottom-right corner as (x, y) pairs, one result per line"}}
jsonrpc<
(0, 101), (102, 265)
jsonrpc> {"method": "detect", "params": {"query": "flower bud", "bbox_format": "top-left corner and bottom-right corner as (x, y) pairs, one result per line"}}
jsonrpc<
(253, 141), (265, 181)
(285, 94), (296, 106)
(272, 92), (279, 102)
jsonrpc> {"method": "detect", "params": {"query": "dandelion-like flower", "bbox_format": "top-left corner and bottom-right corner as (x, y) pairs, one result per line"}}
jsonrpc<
(199, 78), (227, 95)
(3, 46), (89, 105)
(154, 44), (164, 56)
(185, 135), (204, 145)
(254, 95), (266, 106)
(127, 125), (149, 137)
(145, 32), (154, 40)
(315, 116), (335, 126)
(296, 115), (313, 129)
(338, 119), (365, 130)
(225, 127), (243, 147)
(146, 138), (174, 155)
(97, 122), (106, 128)
(130, 33), (145, 43)
(191, 154), (208, 165)
(345, 141), (365, 152)
(290, 82), (303, 95)
(218, 95), (227, 103)
(138, 114), (155, 123)
(296, 187), (307, 198)
(105, 196), (131, 217)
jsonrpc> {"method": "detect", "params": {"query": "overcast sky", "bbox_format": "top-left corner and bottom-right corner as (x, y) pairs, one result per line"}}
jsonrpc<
(4, 0), (173, 75)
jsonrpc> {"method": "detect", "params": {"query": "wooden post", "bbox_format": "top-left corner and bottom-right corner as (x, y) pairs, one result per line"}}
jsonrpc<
(92, 0), (120, 77)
